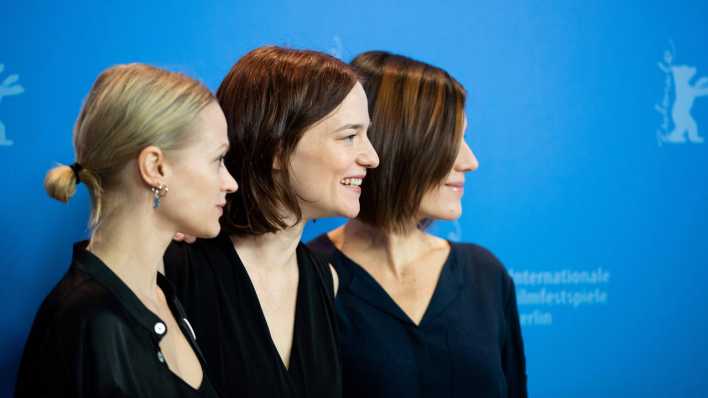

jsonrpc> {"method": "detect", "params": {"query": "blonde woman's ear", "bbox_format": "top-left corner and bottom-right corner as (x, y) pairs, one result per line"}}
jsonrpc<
(137, 145), (166, 187)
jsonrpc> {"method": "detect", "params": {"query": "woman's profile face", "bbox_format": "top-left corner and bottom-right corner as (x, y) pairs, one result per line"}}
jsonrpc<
(287, 82), (379, 220)
(162, 101), (238, 237)
(417, 117), (479, 221)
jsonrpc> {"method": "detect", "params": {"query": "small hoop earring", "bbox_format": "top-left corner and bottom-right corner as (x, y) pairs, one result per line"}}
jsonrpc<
(151, 184), (168, 209)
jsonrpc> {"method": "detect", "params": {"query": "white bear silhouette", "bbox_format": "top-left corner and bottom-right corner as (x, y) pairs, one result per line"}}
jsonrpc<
(0, 63), (25, 146)
(662, 65), (708, 143)
(0, 122), (12, 146)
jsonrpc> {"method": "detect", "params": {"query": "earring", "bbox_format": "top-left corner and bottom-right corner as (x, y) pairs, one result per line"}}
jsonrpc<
(151, 184), (168, 209)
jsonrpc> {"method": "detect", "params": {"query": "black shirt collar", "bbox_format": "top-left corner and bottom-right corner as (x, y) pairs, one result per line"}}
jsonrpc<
(71, 241), (175, 343)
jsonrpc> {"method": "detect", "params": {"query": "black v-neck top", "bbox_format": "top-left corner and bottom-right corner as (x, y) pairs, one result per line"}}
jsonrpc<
(163, 233), (342, 398)
(309, 234), (528, 398)
(15, 241), (220, 398)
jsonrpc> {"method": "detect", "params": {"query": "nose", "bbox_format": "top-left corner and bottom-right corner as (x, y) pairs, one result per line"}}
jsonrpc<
(358, 135), (380, 169)
(222, 167), (238, 193)
(455, 140), (478, 172)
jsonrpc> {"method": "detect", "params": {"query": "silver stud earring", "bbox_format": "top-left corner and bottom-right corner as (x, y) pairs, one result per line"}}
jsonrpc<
(151, 184), (168, 209)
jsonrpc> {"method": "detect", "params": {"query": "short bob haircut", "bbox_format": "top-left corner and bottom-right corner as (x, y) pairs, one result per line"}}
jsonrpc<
(217, 46), (360, 236)
(352, 51), (467, 234)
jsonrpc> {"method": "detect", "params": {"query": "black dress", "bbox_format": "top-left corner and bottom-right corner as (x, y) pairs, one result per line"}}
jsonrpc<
(309, 234), (528, 398)
(15, 242), (220, 398)
(163, 233), (341, 398)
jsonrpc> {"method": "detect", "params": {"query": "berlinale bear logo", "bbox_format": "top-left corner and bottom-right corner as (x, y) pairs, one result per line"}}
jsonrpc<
(0, 63), (25, 147)
(656, 45), (708, 145)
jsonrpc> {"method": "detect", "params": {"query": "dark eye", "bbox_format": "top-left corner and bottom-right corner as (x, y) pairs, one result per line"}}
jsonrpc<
(343, 134), (356, 143)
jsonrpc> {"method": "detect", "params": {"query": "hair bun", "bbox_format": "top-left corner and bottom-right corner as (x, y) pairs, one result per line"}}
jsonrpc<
(44, 164), (78, 203)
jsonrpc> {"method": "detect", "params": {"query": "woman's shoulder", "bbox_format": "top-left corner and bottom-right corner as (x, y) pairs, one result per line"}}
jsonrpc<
(31, 270), (134, 344)
(307, 233), (350, 289)
(450, 241), (501, 265)
(18, 272), (137, 397)
(163, 234), (232, 280)
(449, 241), (514, 288)
(298, 240), (338, 296)
(46, 268), (114, 312)
(164, 234), (227, 263)
(307, 233), (338, 259)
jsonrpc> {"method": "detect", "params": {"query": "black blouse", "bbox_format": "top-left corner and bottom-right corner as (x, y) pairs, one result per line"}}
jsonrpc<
(163, 233), (342, 398)
(309, 235), (528, 398)
(15, 242), (220, 398)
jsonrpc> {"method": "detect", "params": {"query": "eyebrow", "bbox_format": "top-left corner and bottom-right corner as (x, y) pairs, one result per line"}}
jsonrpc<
(332, 123), (367, 133)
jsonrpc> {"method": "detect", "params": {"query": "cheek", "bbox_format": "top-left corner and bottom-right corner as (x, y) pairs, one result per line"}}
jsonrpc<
(289, 161), (323, 197)
(418, 192), (440, 217)
(292, 152), (349, 193)
(174, 164), (219, 204)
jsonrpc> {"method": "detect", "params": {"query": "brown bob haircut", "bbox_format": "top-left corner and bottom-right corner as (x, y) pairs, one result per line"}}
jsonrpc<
(352, 51), (467, 233)
(217, 46), (360, 236)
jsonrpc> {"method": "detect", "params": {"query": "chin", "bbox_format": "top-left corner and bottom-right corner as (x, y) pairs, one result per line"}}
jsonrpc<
(201, 229), (220, 239)
(434, 208), (462, 221)
(338, 204), (360, 219)
(318, 199), (359, 219)
(204, 223), (222, 238)
(187, 224), (221, 240)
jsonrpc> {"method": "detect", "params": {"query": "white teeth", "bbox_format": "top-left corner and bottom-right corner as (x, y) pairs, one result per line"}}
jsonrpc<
(341, 178), (363, 186)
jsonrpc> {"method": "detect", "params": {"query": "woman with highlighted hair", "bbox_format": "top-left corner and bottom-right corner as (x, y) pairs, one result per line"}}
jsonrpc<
(164, 46), (379, 397)
(310, 51), (528, 398)
(16, 64), (237, 397)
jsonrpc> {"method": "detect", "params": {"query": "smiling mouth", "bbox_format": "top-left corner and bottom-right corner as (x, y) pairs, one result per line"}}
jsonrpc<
(340, 177), (363, 187)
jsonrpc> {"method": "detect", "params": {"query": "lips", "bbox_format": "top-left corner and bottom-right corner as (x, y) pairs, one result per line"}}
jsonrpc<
(444, 181), (465, 196)
(341, 175), (365, 186)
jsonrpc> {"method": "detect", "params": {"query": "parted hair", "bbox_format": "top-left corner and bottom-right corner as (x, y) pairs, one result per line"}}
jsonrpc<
(216, 46), (360, 236)
(352, 51), (467, 233)
(44, 63), (214, 228)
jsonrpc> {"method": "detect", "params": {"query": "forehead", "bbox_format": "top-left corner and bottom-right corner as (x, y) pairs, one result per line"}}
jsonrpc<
(313, 83), (370, 130)
(188, 101), (229, 147)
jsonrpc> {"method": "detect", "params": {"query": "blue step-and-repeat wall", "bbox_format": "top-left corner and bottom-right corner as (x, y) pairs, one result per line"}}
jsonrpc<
(2, 1), (707, 396)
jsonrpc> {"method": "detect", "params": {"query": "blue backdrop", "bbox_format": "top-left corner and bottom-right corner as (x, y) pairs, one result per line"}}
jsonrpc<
(2, 1), (707, 396)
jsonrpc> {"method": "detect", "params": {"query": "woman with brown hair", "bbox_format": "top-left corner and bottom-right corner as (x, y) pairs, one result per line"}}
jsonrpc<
(310, 51), (528, 397)
(16, 64), (237, 397)
(163, 46), (379, 397)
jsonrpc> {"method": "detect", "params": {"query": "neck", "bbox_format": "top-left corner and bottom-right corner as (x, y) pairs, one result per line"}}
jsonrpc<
(87, 205), (173, 301)
(232, 220), (305, 271)
(334, 219), (443, 277)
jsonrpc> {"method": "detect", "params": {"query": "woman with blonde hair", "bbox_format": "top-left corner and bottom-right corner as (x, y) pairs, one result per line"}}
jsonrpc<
(15, 63), (236, 397)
